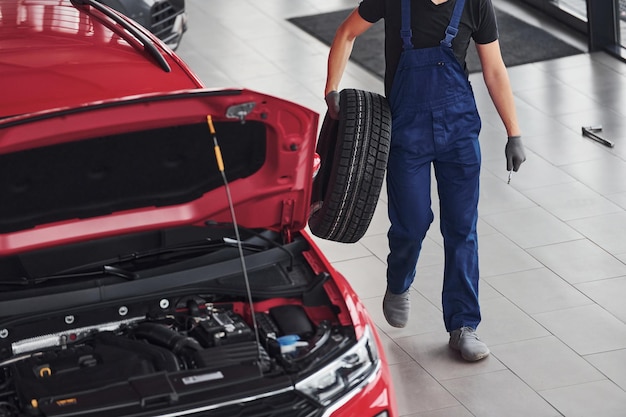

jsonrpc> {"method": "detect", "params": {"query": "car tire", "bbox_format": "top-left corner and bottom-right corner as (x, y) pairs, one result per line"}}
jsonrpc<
(309, 88), (391, 243)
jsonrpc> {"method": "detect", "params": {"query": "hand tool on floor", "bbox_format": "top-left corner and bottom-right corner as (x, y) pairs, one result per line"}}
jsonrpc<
(581, 125), (615, 148)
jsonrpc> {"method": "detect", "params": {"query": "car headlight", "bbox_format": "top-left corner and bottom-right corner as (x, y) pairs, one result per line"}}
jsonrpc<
(295, 325), (380, 406)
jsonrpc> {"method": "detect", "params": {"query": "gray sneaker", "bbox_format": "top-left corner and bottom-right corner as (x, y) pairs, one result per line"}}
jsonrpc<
(383, 288), (410, 328)
(449, 326), (490, 361)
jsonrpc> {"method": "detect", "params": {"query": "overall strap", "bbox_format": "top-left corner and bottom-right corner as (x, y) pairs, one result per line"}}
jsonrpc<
(401, 0), (466, 50)
(441, 0), (466, 47)
(400, 0), (413, 51)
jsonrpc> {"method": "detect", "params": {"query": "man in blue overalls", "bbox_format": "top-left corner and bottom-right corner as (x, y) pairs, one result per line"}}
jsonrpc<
(324, 0), (526, 361)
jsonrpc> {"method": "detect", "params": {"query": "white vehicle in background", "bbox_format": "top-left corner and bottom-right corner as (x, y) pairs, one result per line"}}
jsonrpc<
(100, 0), (187, 50)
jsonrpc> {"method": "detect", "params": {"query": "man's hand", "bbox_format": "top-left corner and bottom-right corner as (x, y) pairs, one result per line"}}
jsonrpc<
(325, 91), (340, 120)
(505, 135), (526, 172)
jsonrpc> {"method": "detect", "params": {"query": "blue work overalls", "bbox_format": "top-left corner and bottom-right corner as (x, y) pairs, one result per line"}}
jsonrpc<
(386, 0), (482, 332)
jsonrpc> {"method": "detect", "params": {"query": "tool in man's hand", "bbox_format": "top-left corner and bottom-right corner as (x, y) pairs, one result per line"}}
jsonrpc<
(507, 170), (513, 184)
(582, 125), (615, 148)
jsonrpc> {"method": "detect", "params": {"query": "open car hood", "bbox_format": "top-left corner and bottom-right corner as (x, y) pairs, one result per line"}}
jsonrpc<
(0, 89), (319, 255)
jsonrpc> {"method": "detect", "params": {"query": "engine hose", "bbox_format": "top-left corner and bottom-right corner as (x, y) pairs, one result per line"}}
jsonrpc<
(133, 322), (203, 354)
(95, 331), (181, 372)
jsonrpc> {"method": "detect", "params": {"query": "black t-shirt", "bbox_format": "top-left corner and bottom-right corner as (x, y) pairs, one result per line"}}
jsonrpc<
(358, 0), (498, 94)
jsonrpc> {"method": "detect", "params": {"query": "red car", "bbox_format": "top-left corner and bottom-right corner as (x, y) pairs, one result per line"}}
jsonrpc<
(0, 1), (396, 416)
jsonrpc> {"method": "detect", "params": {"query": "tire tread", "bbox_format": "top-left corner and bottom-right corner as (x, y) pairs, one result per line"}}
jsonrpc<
(309, 89), (391, 243)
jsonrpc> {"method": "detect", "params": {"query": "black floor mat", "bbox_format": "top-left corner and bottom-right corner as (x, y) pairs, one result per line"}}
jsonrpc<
(288, 7), (585, 76)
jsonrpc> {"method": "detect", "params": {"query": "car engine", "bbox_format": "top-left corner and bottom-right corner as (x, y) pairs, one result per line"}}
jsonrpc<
(0, 294), (348, 416)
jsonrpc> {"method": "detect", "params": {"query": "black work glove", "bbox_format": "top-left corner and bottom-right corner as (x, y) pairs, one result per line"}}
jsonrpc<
(324, 90), (340, 120)
(505, 135), (526, 172)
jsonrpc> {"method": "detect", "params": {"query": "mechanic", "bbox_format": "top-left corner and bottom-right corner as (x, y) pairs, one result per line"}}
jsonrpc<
(323, 0), (526, 361)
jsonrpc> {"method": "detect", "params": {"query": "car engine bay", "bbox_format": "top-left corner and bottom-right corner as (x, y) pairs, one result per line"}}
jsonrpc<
(0, 227), (366, 416)
(0, 296), (350, 416)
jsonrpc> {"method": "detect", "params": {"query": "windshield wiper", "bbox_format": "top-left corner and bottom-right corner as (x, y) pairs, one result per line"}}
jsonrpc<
(1, 264), (138, 287)
(102, 265), (139, 280)
(71, 0), (171, 72)
(7, 238), (266, 287)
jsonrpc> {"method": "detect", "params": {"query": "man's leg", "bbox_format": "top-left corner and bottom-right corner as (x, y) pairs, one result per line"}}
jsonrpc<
(384, 144), (434, 327)
(434, 134), (489, 361)
(435, 137), (481, 331)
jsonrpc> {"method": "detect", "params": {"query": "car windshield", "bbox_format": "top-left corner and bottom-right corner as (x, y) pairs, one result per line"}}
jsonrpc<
(0, 225), (281, 287)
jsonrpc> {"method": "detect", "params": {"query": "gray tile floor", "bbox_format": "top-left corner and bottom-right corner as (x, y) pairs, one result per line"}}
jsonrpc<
(176, 1), (626, 415)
